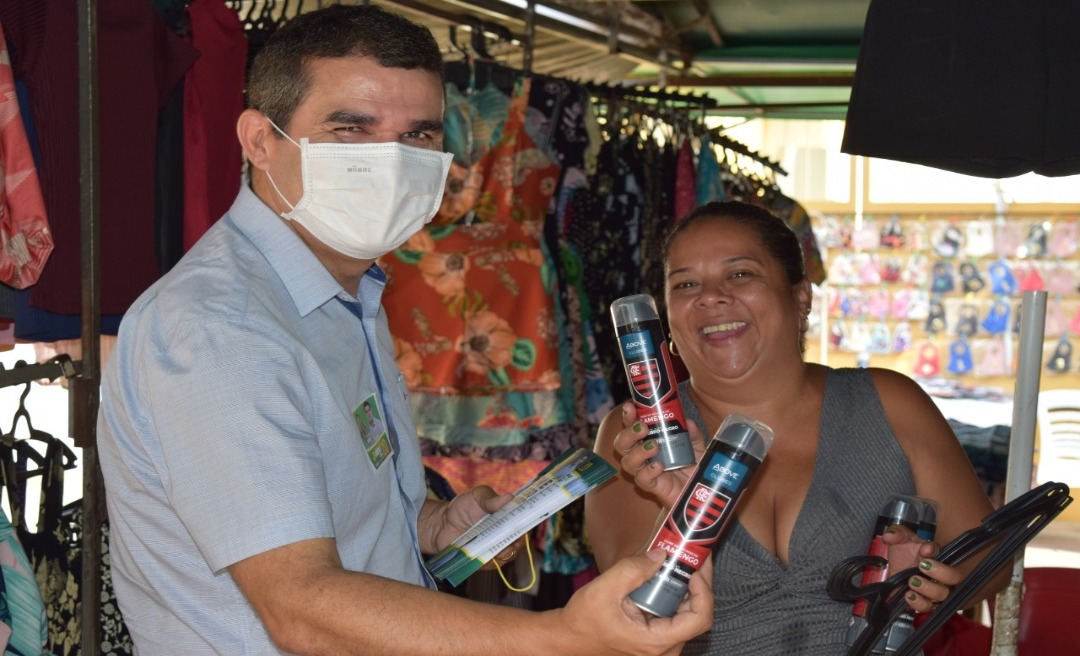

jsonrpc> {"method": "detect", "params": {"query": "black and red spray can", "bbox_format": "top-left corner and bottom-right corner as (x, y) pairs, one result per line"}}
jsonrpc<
(611, 293), (696, 471)
(845, 495), (925, 649)
(629, 414), (774, 617)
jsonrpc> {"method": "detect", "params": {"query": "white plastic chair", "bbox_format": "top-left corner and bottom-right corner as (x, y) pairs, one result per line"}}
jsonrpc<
(1035, 389), (1080, 488)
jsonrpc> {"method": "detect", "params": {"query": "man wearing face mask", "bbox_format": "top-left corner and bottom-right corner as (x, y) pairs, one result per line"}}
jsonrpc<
(96, 4), (712, 655)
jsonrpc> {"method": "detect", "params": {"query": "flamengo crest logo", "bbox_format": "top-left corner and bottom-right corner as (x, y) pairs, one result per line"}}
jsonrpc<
(628, 358), (669, 401)
(677, 483), (729, 538)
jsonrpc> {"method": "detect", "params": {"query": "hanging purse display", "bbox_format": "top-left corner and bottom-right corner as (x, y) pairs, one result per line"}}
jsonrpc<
(1044, 299), (1067, 337)
(947, 337), (974, 376)
(913, 341), (941, 378)
(924, 297), (947, 334)
(891, 322), (913, 354)
(930, 260), (955, 294)
(964, 220), (995, 258)
(1016, 263), (1045, 292)
(981, 299), (1011, 335)
(1044, 263), (1075, 296)
(932, 223), (964, 258)
(959, 261), (986, 294)
(977, 338), (1008, 377)
(1024, 221), (1049, 258)
(879, 215), (906, 249)
(994, 222), (1021, 258)
(907, 289), (931, 321)
(1048, 220), (1078, 258)
(989, 260), (1018, 296)
(1045, 336), (1072, 373)
(955, 303), (979, 337)
(869, 321), (892, 354)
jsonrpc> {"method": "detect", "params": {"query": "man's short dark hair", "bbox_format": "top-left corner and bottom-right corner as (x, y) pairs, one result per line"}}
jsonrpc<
(246, 4), (444, 131)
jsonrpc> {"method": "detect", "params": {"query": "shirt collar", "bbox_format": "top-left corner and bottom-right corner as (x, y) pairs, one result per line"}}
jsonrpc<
(229, 183), (386, 317)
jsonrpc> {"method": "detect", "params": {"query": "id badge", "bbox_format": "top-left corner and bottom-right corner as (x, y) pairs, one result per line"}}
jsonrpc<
(354, 393), (394, 469)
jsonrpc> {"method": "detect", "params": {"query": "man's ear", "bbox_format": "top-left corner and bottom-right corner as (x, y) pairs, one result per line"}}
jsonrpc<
(237, 108), (277, 172)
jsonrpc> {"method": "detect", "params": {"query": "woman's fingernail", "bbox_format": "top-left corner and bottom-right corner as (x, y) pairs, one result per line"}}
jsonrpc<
(911, 577), (923, 588)
(632, 422), (643, 433)
(885, 527), (897, 534)
(908, 593), (918, 603)
(920, 560), (933, 571)
(643, 440), (656, 451)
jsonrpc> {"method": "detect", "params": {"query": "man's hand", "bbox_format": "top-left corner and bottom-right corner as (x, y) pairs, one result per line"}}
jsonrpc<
(555, 548), (713, 655)
(418, 487), (521, 565)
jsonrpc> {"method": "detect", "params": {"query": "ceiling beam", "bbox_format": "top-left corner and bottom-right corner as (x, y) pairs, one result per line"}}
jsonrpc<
(662, 73), (855, 87)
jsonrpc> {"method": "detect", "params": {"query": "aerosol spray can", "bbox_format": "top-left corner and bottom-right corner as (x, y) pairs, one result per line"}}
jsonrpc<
(871, 498), (939, 655)
(845, 495), (924, 650)
(629, 414), (774, 617)
(611, 294), (696, 471)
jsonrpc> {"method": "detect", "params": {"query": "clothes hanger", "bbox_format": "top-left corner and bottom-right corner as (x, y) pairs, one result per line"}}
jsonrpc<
(1, 379), (77, 472)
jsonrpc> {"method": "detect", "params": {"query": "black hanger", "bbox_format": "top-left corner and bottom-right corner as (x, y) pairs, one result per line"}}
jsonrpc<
(1, 379), (77, 472)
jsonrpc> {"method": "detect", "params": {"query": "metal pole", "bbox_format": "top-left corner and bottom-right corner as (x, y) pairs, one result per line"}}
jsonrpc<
(77, 0), (103, 654)
(989, 290), (1047, 656)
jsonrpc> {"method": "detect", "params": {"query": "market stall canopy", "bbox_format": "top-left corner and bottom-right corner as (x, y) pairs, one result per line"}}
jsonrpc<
(375, 0), (869, 120)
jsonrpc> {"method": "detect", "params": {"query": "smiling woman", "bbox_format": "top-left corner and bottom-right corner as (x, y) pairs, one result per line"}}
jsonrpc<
(585, 199), (1011, 655)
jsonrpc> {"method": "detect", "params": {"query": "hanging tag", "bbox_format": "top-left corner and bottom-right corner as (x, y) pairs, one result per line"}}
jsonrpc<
(948, 338), (974, 376)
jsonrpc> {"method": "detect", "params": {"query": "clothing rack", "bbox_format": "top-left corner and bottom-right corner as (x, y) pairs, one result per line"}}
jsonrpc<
(581, 80), (718, 109)
(710, 128), (789, 176)
(0, 356), (81, 390)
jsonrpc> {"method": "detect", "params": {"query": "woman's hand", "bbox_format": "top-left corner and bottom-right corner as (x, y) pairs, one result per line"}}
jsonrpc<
(882, 524), (962, 613)
(610, 401), (709, 509)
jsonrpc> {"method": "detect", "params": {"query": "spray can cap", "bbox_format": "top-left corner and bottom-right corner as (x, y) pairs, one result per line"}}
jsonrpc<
(916, 498), (939, 539)
(712, 414), (774, 461)
(610, 294), (660, 327)
(881, 495), (922, 528)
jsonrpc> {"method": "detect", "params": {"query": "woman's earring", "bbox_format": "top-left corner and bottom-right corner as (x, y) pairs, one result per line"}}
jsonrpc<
(668, 338), (680, 357)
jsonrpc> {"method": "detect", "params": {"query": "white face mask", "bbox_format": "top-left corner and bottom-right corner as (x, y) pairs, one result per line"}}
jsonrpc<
(265, 119), (453, 260)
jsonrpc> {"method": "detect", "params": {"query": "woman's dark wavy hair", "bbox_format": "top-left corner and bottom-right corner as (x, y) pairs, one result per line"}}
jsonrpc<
(246, 4), (444, 132)
(663, 201), (806, 286)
